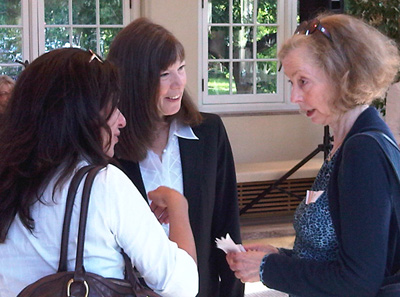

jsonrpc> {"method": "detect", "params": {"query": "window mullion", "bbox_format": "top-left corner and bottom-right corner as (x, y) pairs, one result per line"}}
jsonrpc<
(29, 0), (41, 60)
(96, 0), (100, 53)
(253, 0), (257, 94)
(229, 0), (233, 95)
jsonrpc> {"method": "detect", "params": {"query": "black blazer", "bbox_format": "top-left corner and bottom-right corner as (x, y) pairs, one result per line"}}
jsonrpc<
(117, 113), (244, 297)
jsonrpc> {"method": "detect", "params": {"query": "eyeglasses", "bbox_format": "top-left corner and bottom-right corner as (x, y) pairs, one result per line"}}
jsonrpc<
(294, 18), (332, 42)
(278, 18), (332, 71)
(88, 49), (104, 64)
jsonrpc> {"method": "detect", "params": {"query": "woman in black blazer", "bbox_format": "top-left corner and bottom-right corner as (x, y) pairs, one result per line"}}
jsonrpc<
(108, 17), (244, 297)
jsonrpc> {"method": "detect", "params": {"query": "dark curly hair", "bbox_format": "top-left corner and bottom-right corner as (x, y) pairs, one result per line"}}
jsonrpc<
(0, 48), (120, 242)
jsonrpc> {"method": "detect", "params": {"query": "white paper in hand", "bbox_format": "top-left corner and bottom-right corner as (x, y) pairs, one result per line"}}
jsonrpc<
(215, 233), (246, 254)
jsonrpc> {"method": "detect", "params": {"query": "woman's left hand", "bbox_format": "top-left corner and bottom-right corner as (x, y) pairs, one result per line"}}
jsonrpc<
(226, 250), (266, 283)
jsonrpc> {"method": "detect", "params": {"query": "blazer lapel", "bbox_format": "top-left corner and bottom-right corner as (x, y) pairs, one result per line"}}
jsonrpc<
(179, 137), (203, 204)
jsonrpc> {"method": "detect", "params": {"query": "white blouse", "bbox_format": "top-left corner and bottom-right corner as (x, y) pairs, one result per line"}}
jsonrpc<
(0, 162), (198, 297)
(140, 119), (199, 235)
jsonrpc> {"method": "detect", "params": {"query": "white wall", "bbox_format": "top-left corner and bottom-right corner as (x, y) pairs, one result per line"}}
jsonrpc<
(140, 0), (324, 165)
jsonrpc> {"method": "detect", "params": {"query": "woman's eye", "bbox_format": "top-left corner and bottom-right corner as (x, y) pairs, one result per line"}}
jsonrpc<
(178, 64), (185, 71)
(299, 79), (307, 86)
(160, 72), (169, 78)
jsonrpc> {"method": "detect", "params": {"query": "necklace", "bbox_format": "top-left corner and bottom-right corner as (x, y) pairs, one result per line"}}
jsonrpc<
(327, 142), (342, 161)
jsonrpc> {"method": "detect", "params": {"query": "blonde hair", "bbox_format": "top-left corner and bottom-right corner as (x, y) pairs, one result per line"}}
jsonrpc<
(0, 75), (15, 88)
(278, 13), (400, 112)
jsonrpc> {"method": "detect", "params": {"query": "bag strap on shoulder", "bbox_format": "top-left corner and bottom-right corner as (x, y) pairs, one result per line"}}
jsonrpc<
(357, 131), (400, 228)
(57, 165), (100, 272)
(74, 165), (104, 277)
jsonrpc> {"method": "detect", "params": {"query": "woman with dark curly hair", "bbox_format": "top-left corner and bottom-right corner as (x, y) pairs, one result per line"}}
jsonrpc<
(0, 48), (198, 297)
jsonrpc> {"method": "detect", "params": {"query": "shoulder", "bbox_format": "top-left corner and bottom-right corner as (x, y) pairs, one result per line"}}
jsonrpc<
(197, 112), (223, 127)
(338, 132), (393, 179)
(98, 163), (131, 182)
(191, 112), (226, 135)
(343, 133), (386, 157)
(93, 164), (142, 197)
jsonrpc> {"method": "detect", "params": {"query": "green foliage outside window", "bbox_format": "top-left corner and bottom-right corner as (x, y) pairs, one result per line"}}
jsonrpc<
(0, 0), (123, 78)
(208, 0), (279, 96)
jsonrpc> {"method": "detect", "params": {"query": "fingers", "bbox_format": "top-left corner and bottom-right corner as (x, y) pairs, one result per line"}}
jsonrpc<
(150, 204), (169, 224)
(243, 243), (279, 254)
(226, 251), (264, 283)
(226, 252), (244, 272)
(148, 186), (185, 209)
(156, 209), (169, 224)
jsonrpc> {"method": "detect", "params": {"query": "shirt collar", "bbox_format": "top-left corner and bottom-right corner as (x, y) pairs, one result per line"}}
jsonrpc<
(170, 118), (199, 140)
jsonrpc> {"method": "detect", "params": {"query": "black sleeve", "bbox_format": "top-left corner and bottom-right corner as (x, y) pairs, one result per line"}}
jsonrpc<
(211, 115), (244, 297)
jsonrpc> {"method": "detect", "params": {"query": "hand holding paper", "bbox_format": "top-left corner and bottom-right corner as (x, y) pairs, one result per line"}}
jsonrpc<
(215, 233), (246, 254)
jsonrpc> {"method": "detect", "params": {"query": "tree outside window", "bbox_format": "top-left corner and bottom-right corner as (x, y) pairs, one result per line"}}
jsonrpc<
(207, 0), (278, 96)
(0, 0), (127, 78)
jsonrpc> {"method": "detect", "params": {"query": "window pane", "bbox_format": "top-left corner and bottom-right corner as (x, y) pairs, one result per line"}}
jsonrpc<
(100, 0), (123, 25)
(72, 28), (96, 49)
(0, 0), (21, 25)
(256, 61), (277, 94)
(256, 26), (277, 58)
(208, 61), (231, 95)
(45, 0), (68, 25)
(208, 26), (229, 60)
(0, 66), (23, 79)
(73, 0), (96, 24)
(233, 26), (253, 59)
(101, 28), (122, 57)
(209, 0), (229, 24)
(233, 0), (254, 24)
(0, 28), (22, 64)
(45, 27), (70, 50)
(233, 61), (253, 94)
(257, 0), (277, 24)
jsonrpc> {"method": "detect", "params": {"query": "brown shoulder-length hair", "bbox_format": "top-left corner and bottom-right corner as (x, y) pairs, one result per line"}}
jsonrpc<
(278, 13), (400, 113)
(108, 17), (202, 162)
(0, 48), (120, 242)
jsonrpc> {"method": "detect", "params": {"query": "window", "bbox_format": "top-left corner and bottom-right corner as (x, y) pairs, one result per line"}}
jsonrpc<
(0, 0), (136, 79)
(200, 0), (298, 113)
(0, 0), (27, 78)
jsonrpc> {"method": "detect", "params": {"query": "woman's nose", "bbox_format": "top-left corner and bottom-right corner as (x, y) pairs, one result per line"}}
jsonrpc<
(171, 72), (186, 88)
(118, 110), (127, 128)
(290, 86), (303, 104)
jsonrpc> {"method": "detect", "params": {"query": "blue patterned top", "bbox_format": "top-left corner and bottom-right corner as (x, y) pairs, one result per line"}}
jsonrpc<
(292, 153), (339, 261)
(259, 154), (339, 292)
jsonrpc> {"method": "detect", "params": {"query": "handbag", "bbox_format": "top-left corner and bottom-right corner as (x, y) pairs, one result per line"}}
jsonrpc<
(358, 131), (400, 297)
(18, 165), (160, 297)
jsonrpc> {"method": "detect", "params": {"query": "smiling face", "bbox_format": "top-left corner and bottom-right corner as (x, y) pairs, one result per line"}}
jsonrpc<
(156, 59), (187, 117)
(282, 46), (338, 126)
(102, 108), (126, 157)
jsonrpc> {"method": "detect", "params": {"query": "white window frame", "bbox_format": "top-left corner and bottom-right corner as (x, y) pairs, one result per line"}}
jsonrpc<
(199, 0), (299, 114)
(0, 1), (30, 75)
(6, 0), (137, 70)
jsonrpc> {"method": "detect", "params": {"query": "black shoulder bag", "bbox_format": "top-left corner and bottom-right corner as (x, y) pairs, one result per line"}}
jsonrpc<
(358, 131), (400, 297)
(18, 165), (160, 297)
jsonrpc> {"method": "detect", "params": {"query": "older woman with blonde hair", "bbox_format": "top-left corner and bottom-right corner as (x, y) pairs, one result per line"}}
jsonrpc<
(0, 75), (15, 113)
(226, 13), (400, 297)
